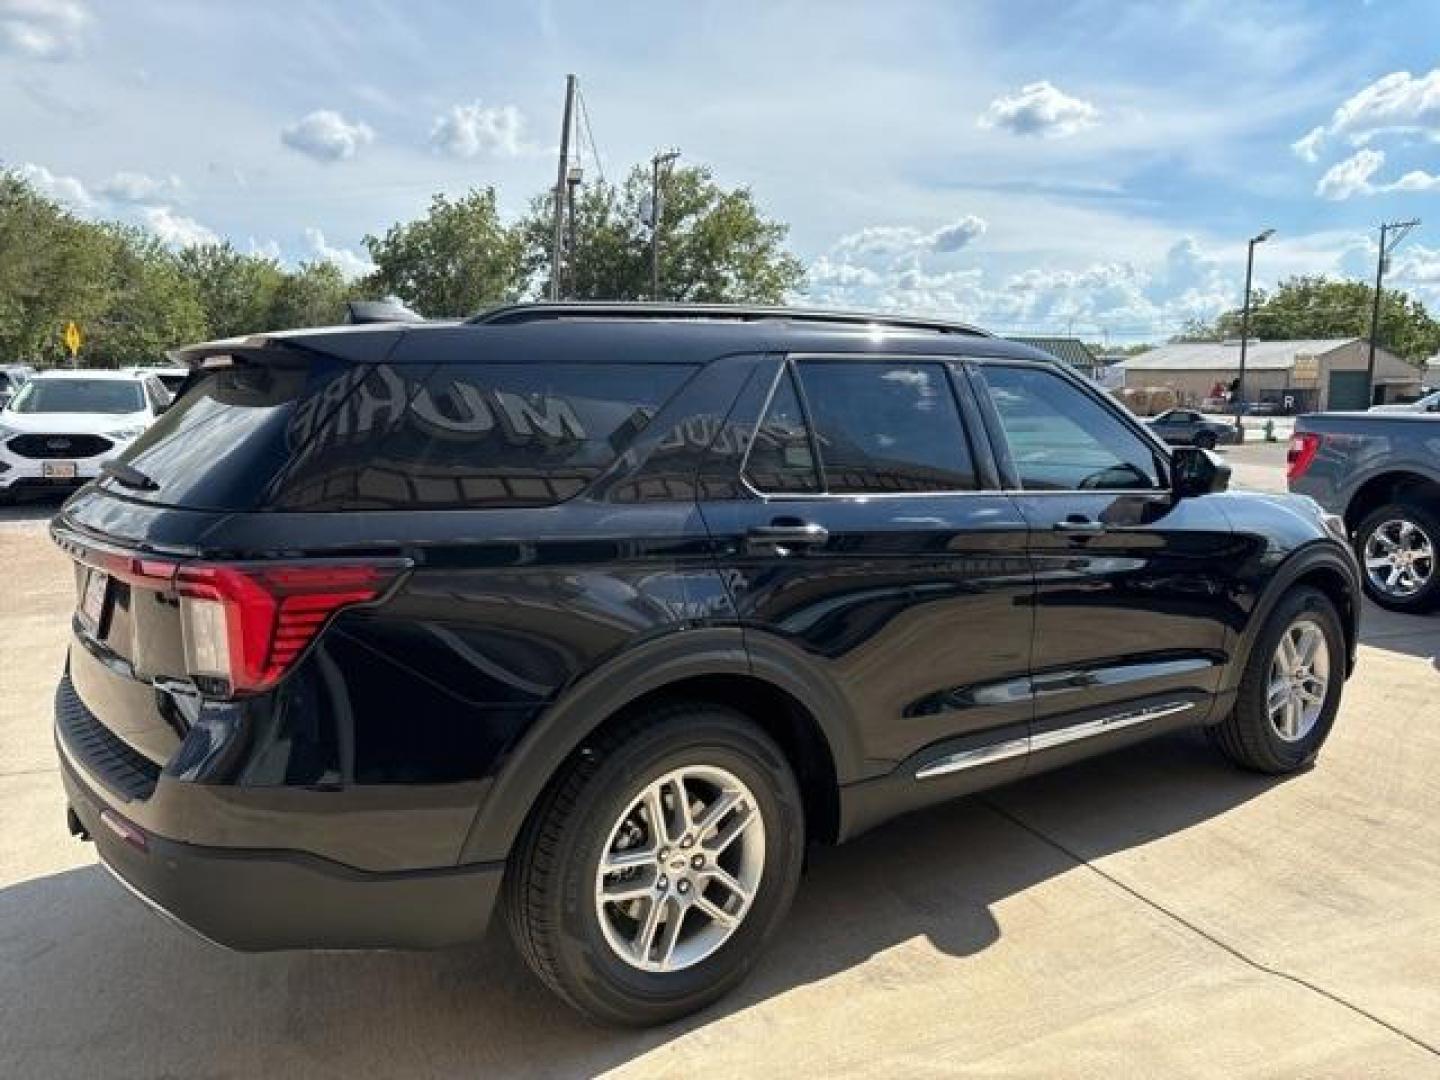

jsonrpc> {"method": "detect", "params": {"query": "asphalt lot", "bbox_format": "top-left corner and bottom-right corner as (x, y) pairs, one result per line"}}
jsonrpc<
(2, 457), (1438, 1078)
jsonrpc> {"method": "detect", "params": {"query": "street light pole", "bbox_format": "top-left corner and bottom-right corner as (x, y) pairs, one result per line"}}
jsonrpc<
(1236, 228), (1274, 433)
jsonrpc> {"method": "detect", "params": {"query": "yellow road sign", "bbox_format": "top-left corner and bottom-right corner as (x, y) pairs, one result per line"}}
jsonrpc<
(63, 321), (82, 357)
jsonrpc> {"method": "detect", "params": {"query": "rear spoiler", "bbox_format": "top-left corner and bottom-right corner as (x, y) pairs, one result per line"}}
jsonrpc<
(168, 324), (416, 369)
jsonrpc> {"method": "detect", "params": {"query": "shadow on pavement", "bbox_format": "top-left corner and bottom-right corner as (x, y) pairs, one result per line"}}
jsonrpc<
(0, 732), (1289, 1077)
(0, 491), (67, 526)
(1356, 599), (1440, 671)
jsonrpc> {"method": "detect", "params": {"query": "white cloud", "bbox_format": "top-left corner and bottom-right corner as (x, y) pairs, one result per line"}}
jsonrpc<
(1386, 169), (1440, 193)
(834, 215), (988, 260)
(0, 0), (90, 60)
(97, 170), (182, 203)
(1315, 148), (1385, 200)
(141, 205), (217, 248)
(429, 101), (527, 158)
(304, 227), (374, 279)
(247, 237), (282, 262)
(280, 109), (375, 162)
(978, 81), (1099, 139)
(1291, 125), (1325, 163)
(1329, 69), (1440, 146)
(18, 161), (92, 208)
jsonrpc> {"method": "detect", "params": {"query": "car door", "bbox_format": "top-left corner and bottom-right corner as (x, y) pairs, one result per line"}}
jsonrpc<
(970, 361), (1238, 766)
(700, 354), (1034, 780)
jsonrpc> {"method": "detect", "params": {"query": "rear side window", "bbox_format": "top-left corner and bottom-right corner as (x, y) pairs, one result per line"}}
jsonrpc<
(277, 363), (696, 510)
(743, 369), (820, 493)
(981, 364), (1161, 491)
(799, 360), (977, 493)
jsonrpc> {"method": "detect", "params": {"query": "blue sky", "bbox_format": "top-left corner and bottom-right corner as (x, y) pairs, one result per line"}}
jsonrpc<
(5, 0), (1440, 341)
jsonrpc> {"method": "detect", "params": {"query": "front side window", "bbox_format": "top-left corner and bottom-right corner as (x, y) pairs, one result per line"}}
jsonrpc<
(798, 360), (977, 493)
(982, 364), (1161, 491)
(10, 378), (145, 415)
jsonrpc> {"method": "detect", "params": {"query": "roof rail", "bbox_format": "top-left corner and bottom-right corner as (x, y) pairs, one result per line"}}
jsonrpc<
(469, 301), (991, 337)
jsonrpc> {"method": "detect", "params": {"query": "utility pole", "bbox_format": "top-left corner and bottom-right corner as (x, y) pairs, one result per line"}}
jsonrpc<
(1236, 228), (1275, 433)
(1366, 218), (1420, 405)
(565, 162), (583, 297)
(649, 149), (679, 300)
(549, 74), (577, 301)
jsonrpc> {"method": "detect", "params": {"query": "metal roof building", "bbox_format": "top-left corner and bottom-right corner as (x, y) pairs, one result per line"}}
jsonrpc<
(1120, 338), (1423, 410)
(1004, 336), (1100, 373)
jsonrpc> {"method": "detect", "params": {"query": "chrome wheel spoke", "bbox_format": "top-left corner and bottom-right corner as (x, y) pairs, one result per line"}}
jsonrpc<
(1266, 616), (1330, 743)
(595, 764), (767, 974)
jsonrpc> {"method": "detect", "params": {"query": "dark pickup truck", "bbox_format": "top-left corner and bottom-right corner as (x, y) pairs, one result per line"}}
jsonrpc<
(1289, 413), (1440, 612)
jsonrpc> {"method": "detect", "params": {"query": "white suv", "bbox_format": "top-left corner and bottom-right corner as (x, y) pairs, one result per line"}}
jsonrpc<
(0, 370), (168, 500)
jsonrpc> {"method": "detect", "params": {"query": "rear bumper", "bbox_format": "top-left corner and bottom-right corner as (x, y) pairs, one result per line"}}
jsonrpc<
(59, 744), (504, 952)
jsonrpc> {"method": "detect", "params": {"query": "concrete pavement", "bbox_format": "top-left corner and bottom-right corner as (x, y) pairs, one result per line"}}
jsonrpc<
(2, 495), (1438, 1078)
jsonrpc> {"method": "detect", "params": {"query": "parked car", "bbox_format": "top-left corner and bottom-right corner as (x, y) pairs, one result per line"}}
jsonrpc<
(0, 369), (169, 501)
(1289, 410), (1440, 612)
(1145, 408), (1237, 449)
(0, 364), (35, 409)
(52, 303), (1360, 1026)
(125, 364), (189, 396)
(1370, 388), (1440, 414)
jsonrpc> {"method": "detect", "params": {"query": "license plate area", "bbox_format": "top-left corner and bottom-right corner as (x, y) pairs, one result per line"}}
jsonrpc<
(78, 568), (110, 633)
(43, 461), (78, 479)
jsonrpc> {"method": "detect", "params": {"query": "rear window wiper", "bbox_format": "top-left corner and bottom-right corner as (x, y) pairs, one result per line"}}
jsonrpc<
(101, 460), (160, 492)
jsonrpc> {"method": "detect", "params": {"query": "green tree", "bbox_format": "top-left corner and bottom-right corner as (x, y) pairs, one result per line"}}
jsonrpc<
(1177, 275), (1440, 361)
(0, 171), (113, 364)
(522, 163), (804, 303)
(176, 243), (286, 338)
(363, 188), (525, 317)
(266, 261), (356, 329)
(84, 226), (207, 366)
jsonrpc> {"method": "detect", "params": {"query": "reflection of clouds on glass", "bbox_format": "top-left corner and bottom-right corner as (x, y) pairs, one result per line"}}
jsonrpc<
(880, 365), (937, 410)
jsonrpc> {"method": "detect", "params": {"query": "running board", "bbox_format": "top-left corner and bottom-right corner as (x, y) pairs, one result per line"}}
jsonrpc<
(915, 700), (1196, 781)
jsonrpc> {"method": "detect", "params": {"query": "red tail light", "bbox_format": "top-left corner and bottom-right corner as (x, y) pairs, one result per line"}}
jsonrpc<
(175, 562), (406, 694)
(1286, 432), (1323, 482)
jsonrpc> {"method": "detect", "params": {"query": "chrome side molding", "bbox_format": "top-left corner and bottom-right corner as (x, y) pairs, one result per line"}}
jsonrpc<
(914, 737), (1029, 780)
(915, 700), (1196, 781)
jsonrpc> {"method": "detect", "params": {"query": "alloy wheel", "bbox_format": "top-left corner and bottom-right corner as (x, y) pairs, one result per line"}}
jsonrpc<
(1363, 518), (1435, 600)
(1267, 617), (1330, 742)
(594, 765), (766, 973)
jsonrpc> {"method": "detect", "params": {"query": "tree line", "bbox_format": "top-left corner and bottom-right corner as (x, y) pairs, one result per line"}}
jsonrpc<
(1175, 275), (1440, 362)
(0, 162), (804, 367)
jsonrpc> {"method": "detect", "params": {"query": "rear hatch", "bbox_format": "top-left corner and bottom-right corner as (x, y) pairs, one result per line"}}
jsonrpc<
(54, 333), (404, 782)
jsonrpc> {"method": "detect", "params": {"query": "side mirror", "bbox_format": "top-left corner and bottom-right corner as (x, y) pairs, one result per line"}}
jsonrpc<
(1172, 445), (1230, 498)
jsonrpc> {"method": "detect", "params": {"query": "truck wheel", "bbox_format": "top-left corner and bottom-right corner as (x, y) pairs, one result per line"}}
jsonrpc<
(1355, 502), (1440, 613)
(504, 703), (805, 1026)
(1211, 586), (1344, 773)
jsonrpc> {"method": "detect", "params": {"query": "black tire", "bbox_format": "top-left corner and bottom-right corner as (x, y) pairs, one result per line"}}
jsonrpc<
(1210, 585), (1344, 773)
(1354, 502), (1440, 614)
(504, 702), (805, 1026)
(1194, 431), (1217, 450)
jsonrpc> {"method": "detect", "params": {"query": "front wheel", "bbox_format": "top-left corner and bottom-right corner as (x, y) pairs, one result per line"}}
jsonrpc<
(1211, 585), (1345, 773)
(504, 703), (805, 1026)
(1355, 502), (1440, 613)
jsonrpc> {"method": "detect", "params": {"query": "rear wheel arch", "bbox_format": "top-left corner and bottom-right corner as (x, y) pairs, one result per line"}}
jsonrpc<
(1344, 470), (1440, 532)
(460, 637), (854, 864)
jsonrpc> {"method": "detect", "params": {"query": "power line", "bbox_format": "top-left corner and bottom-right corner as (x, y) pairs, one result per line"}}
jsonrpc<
(576, 85), (605, 186)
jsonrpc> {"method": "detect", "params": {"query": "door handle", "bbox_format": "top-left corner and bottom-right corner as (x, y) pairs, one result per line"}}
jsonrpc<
(745, 522), (829, 551)
(1053, 517), (1106, 535)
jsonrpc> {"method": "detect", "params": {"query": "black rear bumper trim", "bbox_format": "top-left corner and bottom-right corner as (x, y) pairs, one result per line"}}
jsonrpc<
(56, 672), (161, 801)
(61, 753), (503, 952)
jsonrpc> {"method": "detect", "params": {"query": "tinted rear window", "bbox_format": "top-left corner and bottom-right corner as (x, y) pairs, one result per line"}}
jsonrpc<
(105, 362), (343, 510)
(277, 363), (696, 510)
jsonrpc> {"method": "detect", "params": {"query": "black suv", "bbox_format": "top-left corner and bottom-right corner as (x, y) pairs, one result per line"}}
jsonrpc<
(52, 303), (1360, 1025)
